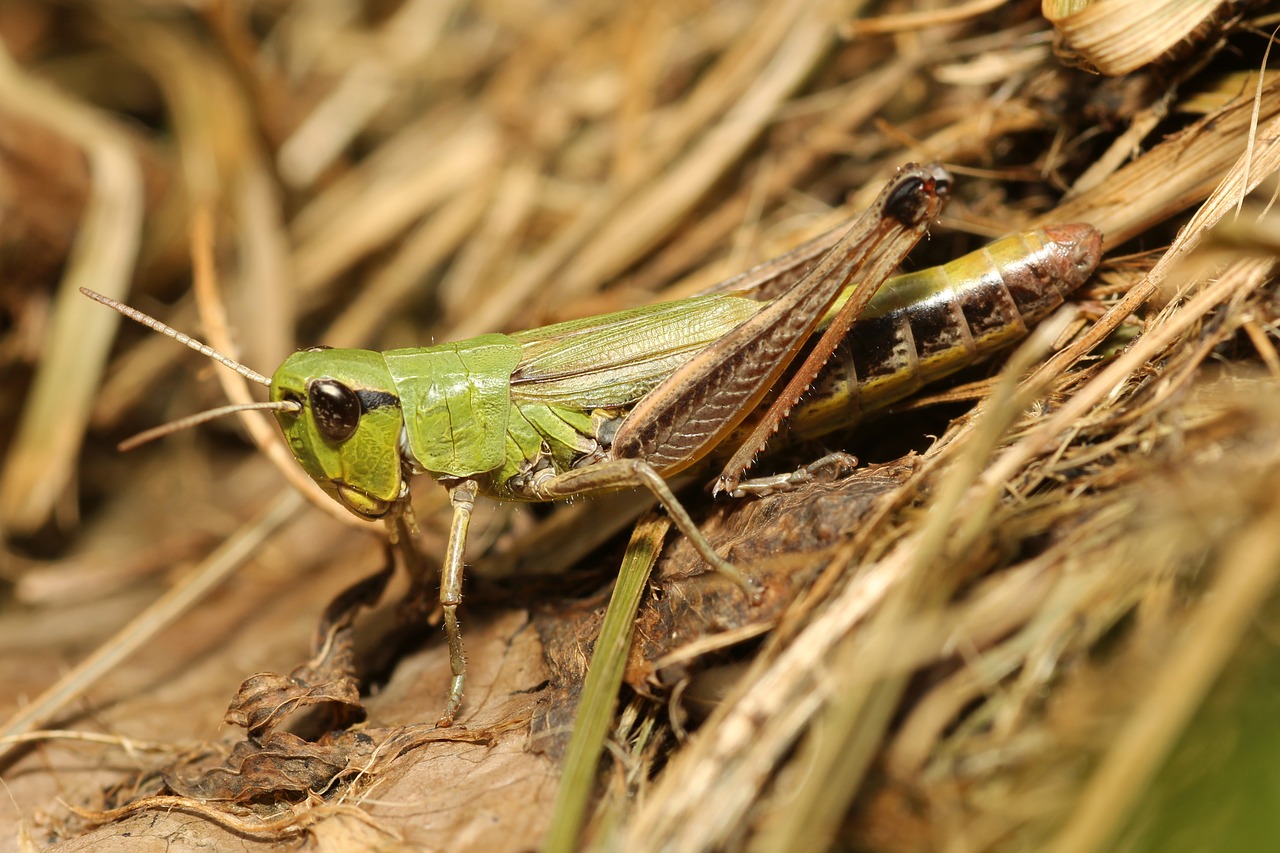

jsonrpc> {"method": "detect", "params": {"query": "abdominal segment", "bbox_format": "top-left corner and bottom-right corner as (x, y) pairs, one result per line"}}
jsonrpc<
(782, 224), (1102, 440)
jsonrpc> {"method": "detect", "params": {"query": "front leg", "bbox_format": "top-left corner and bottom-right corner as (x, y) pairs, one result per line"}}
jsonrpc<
(437, 479), (479, 727)
(524, 459), (761, 600)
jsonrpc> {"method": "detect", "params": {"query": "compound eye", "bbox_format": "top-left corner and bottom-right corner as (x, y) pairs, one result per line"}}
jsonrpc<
(309, 379), (361, 443)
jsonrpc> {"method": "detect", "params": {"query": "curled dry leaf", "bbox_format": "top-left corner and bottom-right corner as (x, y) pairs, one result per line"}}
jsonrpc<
(224, 557), (394, 736)
(1043, 0), (1234, 76)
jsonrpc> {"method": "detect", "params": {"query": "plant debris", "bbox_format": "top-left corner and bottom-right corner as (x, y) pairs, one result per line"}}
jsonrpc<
(3, 1), (1280, 851)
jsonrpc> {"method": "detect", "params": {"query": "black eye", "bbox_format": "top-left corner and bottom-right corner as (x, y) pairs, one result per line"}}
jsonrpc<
(309, 379), (361, 442)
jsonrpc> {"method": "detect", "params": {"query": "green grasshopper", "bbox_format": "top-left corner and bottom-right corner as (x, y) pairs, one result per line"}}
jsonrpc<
(84, 164), (1101, 724)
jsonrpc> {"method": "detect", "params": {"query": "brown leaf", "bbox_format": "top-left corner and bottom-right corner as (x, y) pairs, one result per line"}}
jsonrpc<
(162, 725), (490, 801)
(224, 558), (394, 736)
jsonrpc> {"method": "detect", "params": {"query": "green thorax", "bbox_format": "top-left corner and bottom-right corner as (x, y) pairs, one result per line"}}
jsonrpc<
(385, 333), (522, 478)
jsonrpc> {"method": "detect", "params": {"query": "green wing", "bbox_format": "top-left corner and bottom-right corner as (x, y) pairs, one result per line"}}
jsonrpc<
(509, 293), (760, 409)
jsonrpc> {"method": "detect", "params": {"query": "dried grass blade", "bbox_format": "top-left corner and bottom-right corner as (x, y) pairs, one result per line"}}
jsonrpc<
(1043, 0), (1225, 76)
(0, 492), (301, 755)
(0, 45), (143, 535)
(1045, 485), (1280, 853)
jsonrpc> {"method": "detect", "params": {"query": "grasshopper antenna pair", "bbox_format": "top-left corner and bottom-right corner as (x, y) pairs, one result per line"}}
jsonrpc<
(80, 288), (300, 450)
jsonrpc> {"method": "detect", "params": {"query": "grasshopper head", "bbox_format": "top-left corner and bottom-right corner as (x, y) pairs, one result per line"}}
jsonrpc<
(270, 348), (406, 519)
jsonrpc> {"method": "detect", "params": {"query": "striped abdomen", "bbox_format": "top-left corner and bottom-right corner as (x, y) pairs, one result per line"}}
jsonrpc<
(788, 223), (1102, 439)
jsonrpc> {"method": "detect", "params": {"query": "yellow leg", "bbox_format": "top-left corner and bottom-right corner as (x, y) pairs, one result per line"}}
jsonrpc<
(437, 479), (477, 727)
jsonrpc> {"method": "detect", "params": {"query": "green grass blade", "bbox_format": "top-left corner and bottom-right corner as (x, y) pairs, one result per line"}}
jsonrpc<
(542, 513), (669, 853)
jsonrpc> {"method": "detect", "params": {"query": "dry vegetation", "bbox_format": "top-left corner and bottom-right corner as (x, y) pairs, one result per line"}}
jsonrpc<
(2, 0), (1280, 851)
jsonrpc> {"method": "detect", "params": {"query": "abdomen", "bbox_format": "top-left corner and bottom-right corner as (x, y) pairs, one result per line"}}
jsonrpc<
(787, 223), (1102, 439)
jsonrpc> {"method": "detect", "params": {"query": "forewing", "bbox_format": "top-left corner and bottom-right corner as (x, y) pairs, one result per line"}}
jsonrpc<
(509, 294), (759, 409)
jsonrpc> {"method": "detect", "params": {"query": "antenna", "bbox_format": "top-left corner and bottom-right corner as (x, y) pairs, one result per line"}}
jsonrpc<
(82, 287), (303, 450)
(80, 287), (273, 387)
(118, 400), (302, 451)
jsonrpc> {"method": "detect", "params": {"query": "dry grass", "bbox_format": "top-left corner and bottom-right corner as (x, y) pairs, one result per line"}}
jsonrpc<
(2, 1), (1279, 851)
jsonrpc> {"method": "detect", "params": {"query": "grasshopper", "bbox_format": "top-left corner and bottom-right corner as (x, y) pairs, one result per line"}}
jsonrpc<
(83, 164), (1101, 724)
